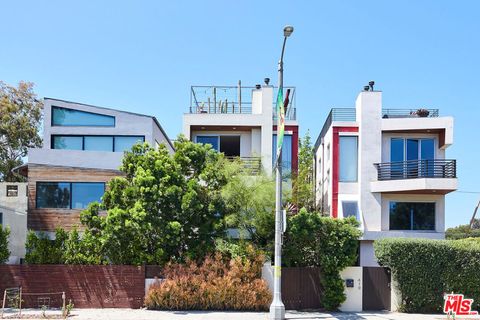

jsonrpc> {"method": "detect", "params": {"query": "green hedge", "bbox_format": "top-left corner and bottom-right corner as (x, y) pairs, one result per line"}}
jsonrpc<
(374, 238), (480, 313)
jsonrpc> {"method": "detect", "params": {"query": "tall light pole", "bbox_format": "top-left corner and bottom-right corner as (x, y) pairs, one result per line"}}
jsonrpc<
(270, 24), (293, 320)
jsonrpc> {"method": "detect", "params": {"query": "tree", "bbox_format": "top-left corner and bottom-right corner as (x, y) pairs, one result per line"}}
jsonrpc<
(292, 131), (315, 212)
(0, 81), (42, 181)
(446, 219), (480, 240)
(0, 225), (10, 264)
(24, 229), (67, 264)
(80, 137), (230, 265)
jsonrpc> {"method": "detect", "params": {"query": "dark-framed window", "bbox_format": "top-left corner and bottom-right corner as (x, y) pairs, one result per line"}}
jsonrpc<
(389, 201), (435, 231)
(36, 182), (105, 209)
(51, 135), (144, 152)
(6, 185), (18, 197)
(0, 212), (3, 226)
(52, 106), (115, 127)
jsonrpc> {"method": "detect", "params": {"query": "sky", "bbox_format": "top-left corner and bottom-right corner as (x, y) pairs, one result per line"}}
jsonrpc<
(1, 0), (479, 228)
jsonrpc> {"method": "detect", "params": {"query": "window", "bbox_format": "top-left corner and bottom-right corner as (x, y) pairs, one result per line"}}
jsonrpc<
(0, 212), (3, 226)
(52, 136), (83, 150)
(6, 185), (18, 197)
(52, 106), (115, 127)
(342, 201), (359, 221)
(84, 136), (113, 151)
(51, 135), (144, 152)
(115, 136), (145, 152)
(196, 136), (219, 151)
(36, 182), (105, 209)
(339, 136), (358, 182)
(389, 202), (435, 230)
(71, 183), (105, 209)
(390, 138), (435, 178)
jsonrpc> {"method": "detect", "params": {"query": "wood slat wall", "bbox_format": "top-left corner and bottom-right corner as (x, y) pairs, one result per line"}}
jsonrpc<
(0, 265), (145, 308)
(27, 164), (122, 231)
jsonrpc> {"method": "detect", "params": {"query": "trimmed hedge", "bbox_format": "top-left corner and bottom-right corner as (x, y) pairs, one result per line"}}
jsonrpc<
(374, 238), (480, 313)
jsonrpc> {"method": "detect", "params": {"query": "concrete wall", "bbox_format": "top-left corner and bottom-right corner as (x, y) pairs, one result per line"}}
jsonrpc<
(0, 182), (28, 264)
(339, 267), (363, 312)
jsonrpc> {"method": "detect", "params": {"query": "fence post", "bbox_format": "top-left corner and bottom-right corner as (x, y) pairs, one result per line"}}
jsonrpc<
(1, 289), (6, 319)
(18, 287), (22, 318)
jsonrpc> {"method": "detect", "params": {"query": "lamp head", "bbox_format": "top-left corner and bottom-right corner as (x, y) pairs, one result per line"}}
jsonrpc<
(283, 25), (294, 37)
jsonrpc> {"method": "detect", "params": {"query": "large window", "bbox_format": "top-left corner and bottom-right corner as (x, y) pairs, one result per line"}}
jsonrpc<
(52, 135), (144, 152)
(390, 138), (435, 178)
(342, 201), (359, 221)
(196, 136), (219, 151)
(196, 136), (241, 157)
(52, 106), (115, 127)
(36, 182), (105, 209)
(339, 136), (358, 182)
(389, 202), (435, 230)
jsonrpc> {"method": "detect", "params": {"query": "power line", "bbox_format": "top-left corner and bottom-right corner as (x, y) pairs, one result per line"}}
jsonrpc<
(455, 190), (480, 194)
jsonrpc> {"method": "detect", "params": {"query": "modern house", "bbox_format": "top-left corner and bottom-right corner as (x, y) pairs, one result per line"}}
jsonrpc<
(0, 182), (27, 264)
(314, 83), (456, 266)
(183, 81), (299, 176)
(16, 98), (173, 236)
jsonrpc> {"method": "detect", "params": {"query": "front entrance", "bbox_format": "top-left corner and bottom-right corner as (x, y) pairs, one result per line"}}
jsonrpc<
(362, 267), (391, 311)
(282, 267), (323, 310)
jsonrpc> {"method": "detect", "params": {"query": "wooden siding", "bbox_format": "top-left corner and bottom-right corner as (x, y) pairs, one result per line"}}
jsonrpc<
(27, 164), (122, 231)
(0, 265), (145, 308)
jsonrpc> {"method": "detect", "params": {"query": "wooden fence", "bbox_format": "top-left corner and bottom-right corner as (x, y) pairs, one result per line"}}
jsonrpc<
(0, 265), (145, 308)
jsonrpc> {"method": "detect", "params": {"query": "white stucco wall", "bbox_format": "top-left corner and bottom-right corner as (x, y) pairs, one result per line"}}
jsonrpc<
(0, 182), (28, 264)
(339, 267), (363, 312)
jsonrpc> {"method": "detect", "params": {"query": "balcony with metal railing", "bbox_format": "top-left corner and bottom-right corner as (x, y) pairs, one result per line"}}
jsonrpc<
(189, 85), (296, 120)
(226, 156), (262, 174)
(371, 159), (457, 194)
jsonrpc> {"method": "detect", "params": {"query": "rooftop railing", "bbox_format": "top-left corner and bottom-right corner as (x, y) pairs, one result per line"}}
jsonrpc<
(382, 108), (439, 118)
(189, 85), (296, 120)
(318, 108), (356, 142)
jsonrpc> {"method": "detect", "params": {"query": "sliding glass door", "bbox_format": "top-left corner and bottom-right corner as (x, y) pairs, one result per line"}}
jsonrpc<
(390, 138), (435, 178)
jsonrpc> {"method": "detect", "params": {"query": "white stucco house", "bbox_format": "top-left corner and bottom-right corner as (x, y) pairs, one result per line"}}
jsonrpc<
(183, 81), (299, 176)
(314, 84), (456, 266)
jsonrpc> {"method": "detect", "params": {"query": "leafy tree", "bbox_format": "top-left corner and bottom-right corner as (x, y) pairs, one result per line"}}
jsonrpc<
(0, 225), (10, 264)
(292, 131), (315, 212)
(446, 219), (480, 240)
(80, 137), (230, 265)
(283, 209), (361, 310)
(0, 81), (42, 181)
(25, 229), (68, 264)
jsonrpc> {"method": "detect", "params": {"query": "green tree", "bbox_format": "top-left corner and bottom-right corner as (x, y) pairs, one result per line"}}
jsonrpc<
(283, 209), (361, 310)
(446, 220), (480, 240)
(80, 137), (230, 265)
(25, 229), (68, 264)
(292, 131), (315, 212)
(0, 81), (42, 181)
(0, 225), (10, 264)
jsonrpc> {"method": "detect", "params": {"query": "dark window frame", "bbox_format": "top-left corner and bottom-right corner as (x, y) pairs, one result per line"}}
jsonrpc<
(389, 201), (436, 231)
(51, 106), (116, 127)
(35, 181), (106, 209)
(51, 135), (145, 152)
(6, 185), (18, 197)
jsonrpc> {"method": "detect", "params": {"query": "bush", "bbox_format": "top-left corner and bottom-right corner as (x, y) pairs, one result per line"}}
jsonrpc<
(283, 209), (361, 310)
(144, 252), (271, 311)
(0, 225), (10, 264)
(374, 238), (480, 313)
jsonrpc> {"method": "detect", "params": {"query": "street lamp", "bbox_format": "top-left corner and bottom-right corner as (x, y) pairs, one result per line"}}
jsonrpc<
(270, 24), (293, 320)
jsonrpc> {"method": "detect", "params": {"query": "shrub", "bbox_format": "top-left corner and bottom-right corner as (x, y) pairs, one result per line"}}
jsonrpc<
(283, 209), (361, 310)
(0, 225), (10, 264)
(144, 252), (271, 311)
(374, 238), (480, 313)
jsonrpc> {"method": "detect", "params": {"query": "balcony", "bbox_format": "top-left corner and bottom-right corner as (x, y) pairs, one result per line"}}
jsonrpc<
(227, 156), (262, 174)
(189, 85), (296, 120)
(371, 159), (457, 194)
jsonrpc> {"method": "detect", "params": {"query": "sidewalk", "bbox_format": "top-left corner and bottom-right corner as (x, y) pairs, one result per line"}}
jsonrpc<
(1, 308), (453, 320)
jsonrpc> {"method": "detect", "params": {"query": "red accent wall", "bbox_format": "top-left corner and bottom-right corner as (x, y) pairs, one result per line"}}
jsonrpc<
(273, 125), (299, 174)
(332, 127), (358, 218)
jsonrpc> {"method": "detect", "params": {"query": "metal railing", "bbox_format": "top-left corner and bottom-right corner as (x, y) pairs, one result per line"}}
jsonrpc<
(382, 108), (439, 118)
(374, 159), (456, 180)
(189, 85), (296, 120)
(226, 156), (262, 174)
(318, 108), (356, 142)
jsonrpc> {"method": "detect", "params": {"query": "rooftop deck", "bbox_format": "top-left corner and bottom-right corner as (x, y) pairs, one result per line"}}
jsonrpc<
(189, 85), (297, 120)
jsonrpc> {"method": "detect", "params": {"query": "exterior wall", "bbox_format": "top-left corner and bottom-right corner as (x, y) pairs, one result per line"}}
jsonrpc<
(360, 241), (379, 267)
(339, 267), (363, 312)
(0, 182), (27, 264)
(27, 164), (121, 232)
(0, 265), (145, 308)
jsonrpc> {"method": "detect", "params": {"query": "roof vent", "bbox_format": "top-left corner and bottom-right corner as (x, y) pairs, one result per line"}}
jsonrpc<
(255, 84), (261, 89)
(264, 78), (270, 85)
(369, 80), (375, 91)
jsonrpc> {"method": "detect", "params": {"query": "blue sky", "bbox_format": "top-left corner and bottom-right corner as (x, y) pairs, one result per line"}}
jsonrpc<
(1, 1), (479, 227)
